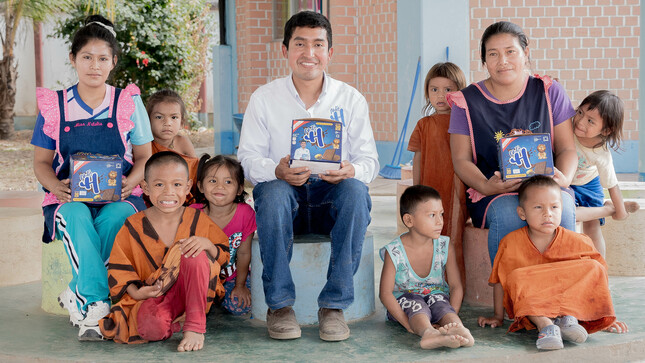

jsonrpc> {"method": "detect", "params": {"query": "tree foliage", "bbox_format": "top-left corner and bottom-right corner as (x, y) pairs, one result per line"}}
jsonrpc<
(0, 0), (74, 139)
(56, 0), (213, 127)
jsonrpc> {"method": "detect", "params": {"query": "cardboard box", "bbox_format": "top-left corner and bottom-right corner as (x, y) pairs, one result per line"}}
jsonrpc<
(498, 133), (554, 180)
(70, 154), (123, 203)
(290, 118), (342, 176)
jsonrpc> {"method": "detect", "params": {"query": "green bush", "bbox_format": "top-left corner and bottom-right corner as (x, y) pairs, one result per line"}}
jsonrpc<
(55, 0), (214, 129)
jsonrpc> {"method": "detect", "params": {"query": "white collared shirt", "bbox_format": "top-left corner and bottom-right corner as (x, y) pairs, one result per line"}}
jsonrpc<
(238, 73), (379, 185)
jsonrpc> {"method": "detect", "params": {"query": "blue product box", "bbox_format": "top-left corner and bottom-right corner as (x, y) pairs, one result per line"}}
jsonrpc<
(290, 118), (342, 176)
(70, 153), (123, 203)
(498, 133), (554, 180)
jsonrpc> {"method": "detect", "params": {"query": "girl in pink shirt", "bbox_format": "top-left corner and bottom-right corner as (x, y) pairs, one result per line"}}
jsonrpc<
(193, 155), (256, 314)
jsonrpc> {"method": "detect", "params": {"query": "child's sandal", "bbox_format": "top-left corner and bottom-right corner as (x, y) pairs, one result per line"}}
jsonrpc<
(554, 315), (588, 343)
(536, 324), (564, 350)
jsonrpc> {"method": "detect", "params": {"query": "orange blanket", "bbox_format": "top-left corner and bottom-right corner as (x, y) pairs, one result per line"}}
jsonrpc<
(151, 141), (200, 203)
(99, 207), (229, 344)
(490, 226), (615, 333)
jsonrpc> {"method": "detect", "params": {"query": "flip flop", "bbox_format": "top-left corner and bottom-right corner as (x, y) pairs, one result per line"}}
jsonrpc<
(554, 315), (588, 343)
(536, 324), (563, 350)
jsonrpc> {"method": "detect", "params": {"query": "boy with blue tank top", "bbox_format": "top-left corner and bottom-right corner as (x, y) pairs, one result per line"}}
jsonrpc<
(379, 185), (474, 349)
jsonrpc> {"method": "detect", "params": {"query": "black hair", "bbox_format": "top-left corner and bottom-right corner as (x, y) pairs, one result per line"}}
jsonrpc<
(517, 175), (560, 206)
(144, 151), (189, 182)
(70, 14), (120, 60)
(283, 11), (332, 49)
(146, 89), (188, 126)
(480, 21), (529, 65)
(400, 185), (442, 221)
(577, 90), (624, 150)
(194, 154), (248, 206)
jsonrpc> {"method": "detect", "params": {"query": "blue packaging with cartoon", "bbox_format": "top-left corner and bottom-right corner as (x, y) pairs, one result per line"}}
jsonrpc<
(290, 118), (342, 177)
(498, 133), (554, 180)
(70, 153), (123, 203)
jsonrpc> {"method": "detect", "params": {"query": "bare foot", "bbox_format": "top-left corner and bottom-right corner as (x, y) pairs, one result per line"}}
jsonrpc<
(419, 328), (465, 349)
(603, 321), (629, 334)
(624, 201), (640, 214)
(177, 331), (204, 352)
(439, 322), (475, 347)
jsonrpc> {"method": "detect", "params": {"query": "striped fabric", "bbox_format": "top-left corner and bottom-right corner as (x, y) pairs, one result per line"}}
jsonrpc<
(99, 207), (229, 344)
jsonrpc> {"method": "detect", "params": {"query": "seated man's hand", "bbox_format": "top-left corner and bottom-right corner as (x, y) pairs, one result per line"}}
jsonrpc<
(275, 155), (311, 186)
(320, 161), (355, 184)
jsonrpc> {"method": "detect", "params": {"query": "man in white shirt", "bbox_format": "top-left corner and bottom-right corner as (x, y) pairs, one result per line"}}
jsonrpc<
(293, 140), (311, 160)
(238, 10), (378, 342)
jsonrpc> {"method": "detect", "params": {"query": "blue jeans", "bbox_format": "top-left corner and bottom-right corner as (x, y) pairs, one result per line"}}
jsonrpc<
(485, 190), (576, 265)
(253, 178), (371, 311)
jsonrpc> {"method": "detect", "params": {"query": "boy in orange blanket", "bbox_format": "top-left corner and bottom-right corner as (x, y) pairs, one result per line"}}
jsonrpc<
(99, 151), (230, 352)
(478, 175), (626, 350)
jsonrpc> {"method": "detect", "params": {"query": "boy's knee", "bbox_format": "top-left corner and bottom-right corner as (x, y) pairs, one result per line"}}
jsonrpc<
(137, 303), (173, 341)
(180, 251), (210, 271)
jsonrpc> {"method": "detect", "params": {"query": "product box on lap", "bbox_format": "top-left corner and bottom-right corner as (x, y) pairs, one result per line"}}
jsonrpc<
(70, 153), (123, 203)
(290, 118), (342, 176)
(498, 133), (554, 180)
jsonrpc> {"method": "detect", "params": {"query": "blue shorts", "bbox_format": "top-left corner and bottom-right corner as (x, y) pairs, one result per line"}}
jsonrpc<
(386, 293), (455, 325)
(571, 176), (605, 226)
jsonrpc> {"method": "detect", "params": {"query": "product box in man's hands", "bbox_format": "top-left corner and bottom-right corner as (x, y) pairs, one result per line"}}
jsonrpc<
(70, 153), (123, 202)
(290, 118), (342, 176)
(498, 133), (554, 180)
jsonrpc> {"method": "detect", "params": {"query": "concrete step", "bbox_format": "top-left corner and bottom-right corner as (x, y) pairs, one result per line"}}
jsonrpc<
(608, 181), (645, 199)
(0, 207), (43, 286)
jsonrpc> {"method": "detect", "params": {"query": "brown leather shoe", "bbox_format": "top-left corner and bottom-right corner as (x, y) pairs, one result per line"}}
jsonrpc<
(266, 306), (301, 340)
(318, 308), (350, 341)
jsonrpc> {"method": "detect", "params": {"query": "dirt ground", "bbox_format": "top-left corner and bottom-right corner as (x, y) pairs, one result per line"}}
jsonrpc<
(0, 129), (215, 191)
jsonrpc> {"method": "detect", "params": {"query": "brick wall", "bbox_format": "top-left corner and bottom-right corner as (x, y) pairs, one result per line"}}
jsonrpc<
(469, 0), (640, 141)
(236, 1), (639, 143)
(358, 1), (398, 142)
(235, 0), (398, 143)
(235, 1), (275, 112)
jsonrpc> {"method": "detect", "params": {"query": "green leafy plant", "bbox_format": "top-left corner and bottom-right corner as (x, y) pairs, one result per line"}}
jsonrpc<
(55, 0), (213, 128)
(0, 0), (74, 139)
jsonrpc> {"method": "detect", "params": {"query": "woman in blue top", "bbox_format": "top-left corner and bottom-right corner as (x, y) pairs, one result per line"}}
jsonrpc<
(448, 21), (578, 266)
(31, 15), (153, 341)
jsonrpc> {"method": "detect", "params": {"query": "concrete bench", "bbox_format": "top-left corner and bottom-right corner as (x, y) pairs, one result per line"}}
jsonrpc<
(602, 200), (645, 276)
(0, 207), (43, 287)
(250, 233), (375, 325)
(462, 224), (493, 307)
(41, 240), (72, 315)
